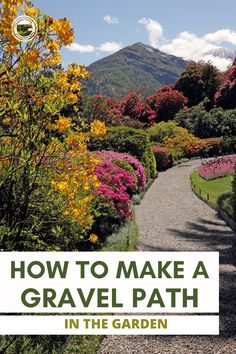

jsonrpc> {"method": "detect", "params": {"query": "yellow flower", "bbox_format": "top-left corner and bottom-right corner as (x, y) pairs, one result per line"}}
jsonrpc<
(55, 181), (69, 193)
(23, 49), (41, 70)
(2, 117), (11, 126)
(50, 18), (74, 46)
(56, 72), (69, 90)
(26, 7), (38, 17)
(67, 93), (78, 104)
(6, 44), (17, 54)
(47, 40), (61, 53)
(91, 120), (107, 137)
(55, 117), (72, 133)
(44, 94), (58, 102)
(89, 234), (99, 244)
(43, 54), (61, 67)
(67, 64), (90, 79)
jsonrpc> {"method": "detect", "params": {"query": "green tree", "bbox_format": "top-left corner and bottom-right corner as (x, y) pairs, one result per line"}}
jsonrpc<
(175, 61), (220, 107)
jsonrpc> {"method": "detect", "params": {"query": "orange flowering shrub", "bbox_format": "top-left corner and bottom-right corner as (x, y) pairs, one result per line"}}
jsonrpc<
(0, 0), (106, 250)
(163, 128), (201, 158)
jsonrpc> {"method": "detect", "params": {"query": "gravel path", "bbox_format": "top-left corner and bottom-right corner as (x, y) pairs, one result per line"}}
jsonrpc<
(99, 160), (236, 354)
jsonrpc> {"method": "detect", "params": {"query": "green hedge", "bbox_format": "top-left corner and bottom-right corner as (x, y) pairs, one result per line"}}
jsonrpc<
(89, 126), (156, 178)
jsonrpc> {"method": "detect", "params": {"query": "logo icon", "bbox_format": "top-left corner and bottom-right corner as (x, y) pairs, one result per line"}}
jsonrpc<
(12, 16), (38, 42)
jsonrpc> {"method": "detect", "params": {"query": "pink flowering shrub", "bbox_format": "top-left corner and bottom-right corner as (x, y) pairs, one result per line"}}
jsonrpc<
(95, 160), (134, 218)
(198, 155), (236, 180)
(94, 151), (147, 191)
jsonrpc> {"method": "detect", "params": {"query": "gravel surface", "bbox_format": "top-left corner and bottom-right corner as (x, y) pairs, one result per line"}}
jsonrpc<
(98, 160), (236, 354)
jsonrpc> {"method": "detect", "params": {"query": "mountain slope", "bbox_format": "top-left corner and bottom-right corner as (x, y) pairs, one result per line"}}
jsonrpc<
(85, 43), (188, 98)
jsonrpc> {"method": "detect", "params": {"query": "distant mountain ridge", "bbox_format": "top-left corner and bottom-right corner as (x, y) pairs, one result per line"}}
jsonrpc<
(85, 42), (188, 98)
(205, 48), (236, 61)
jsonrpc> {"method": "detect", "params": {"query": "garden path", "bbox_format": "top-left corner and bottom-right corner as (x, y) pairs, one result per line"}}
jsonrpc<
(99, 159), (236, 354)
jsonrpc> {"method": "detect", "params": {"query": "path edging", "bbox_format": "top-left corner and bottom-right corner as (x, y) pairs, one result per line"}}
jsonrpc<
(219, 208), (236, 232)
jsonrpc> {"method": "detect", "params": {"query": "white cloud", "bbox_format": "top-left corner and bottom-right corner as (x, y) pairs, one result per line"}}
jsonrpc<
(160, 31), (217, 61)
(202, 54), (232, 71)
(138, 18), (164, 47)
(67, 41), (123, 55)
(98, 41), (123, 53)
(204, 29), (236, 45)
(103, 15), (119, 24)
(138, 18), (235, 70)
(67, 43), (95, 53)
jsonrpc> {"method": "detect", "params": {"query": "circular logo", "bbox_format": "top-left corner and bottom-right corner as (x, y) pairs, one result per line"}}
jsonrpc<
(12, 16), (38, 42)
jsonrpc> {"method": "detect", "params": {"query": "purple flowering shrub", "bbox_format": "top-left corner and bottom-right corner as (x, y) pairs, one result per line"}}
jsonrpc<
(94, 160), (135, 218)
(94, 151), (147, 191)
(198, 155), (236, 180)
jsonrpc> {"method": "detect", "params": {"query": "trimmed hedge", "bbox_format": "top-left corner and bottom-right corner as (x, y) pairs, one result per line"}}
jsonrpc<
(89, 126), (156, 178)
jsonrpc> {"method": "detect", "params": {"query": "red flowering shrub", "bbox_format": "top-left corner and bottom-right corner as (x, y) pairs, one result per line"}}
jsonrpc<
(146, 86), (188, 122)
(121, 92), (156, 126)
(214, 58), (236, 109)
(82, 95), (123, 126)
(151, 146), (172, 171)
(94, 160), (134, 218)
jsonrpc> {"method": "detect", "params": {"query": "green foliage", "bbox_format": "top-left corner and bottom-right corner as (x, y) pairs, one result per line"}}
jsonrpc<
(0, 170), (85, 251)
(89, 126), (156, 178)
(101, 217), (139, 251)
(63, 335), (103, 354)
(0, 335), (67, 354)
(221, 136), (236, 155)
(175, 105), (236, 138)
(148, 121), (180, 143)
(218, 192), (234, 220)
(175, 61), (220, 107)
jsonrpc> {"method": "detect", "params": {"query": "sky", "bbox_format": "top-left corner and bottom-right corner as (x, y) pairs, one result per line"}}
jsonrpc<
(34, 0), (236, 70)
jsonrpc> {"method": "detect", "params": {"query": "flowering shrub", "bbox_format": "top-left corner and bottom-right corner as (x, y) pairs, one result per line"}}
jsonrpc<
(214, 58), (236, 109)
(163, 130), (202, 158)
(82, 87), (187, 128)
(146, 86), (188, 122)
(94, 151), (147, 191)
(121, 92), (156, 126)
(151, 146), (172, 171)
(148, 121), (181, 144)
(89, 126), (156, 178)
(198, 155), (236, 180)
(0, 0), (106, 250)
(95, 161), (135, 218)
(82, 95), (123, 126)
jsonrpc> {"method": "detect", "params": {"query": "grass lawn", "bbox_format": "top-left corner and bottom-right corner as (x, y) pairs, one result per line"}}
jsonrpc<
(190, 170), (233, 207)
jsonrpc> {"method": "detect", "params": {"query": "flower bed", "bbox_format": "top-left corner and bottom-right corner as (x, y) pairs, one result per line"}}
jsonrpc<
(198, 155), (236, 180)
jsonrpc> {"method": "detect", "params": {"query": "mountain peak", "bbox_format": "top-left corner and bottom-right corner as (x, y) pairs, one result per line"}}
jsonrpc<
(85, 43), (187, 98)
(205, 47), (236, 60)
